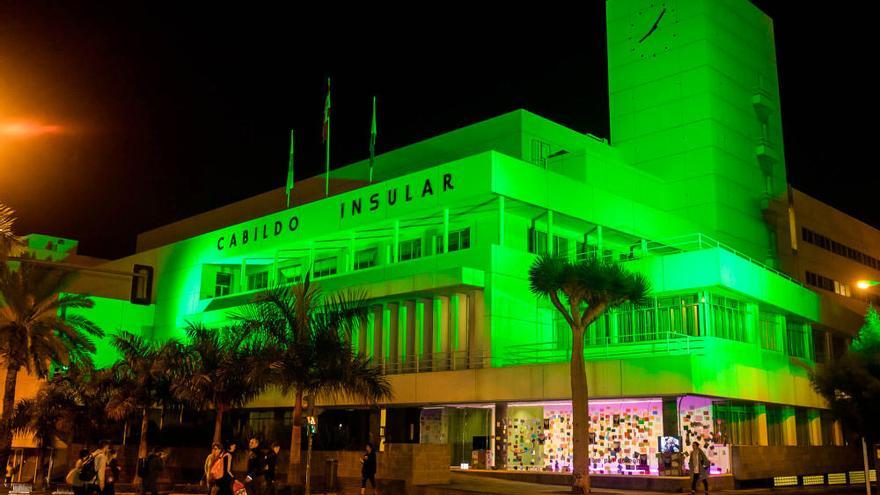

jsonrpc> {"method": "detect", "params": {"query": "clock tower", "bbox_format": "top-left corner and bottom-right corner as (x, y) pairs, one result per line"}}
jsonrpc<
(607, 0), (787, 265)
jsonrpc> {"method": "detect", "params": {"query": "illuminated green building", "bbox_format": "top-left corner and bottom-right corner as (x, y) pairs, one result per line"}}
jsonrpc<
(29, 0), (872, 485)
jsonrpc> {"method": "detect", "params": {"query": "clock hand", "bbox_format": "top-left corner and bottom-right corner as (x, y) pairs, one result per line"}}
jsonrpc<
(638, 7), (666, 43)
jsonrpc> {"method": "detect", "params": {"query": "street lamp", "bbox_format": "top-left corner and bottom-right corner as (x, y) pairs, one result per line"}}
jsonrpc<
(856, 280), (879, 290)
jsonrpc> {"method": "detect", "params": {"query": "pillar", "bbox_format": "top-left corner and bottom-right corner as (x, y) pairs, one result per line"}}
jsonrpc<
(596, 225), (604, 259)
(442, 208), (450, 254)
(546, 210), (554, 255)
(807, 409), (822, 446)
(388, 302), (400, 373)
(781, 406), (797, 446)
(434, 296), (450, 370)
(420, 298), (434, 371)
(754, 404), (769, 446)
(494, 402), (508, 470)
(404, 300), (417, 372)
(372, 305), (385, 370)
(392, 220), (400, 262)
(498, 195), (505, 247)
(450, 293), (469, 369)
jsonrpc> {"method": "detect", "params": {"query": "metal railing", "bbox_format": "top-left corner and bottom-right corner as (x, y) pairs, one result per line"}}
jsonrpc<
(613, 233), (805, 288)
(376, 349), (492, 375)
(502, 331), (705, 366)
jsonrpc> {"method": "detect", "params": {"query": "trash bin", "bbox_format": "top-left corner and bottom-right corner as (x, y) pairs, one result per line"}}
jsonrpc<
(325, 458), (338, 491)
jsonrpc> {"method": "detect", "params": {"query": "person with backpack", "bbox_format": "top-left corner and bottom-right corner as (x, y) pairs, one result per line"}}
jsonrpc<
(80, 441), (111, 495)
(103, 449), (121, 495)
(204, 443), (222, 494)
(140, 447), (166, 495)
(67, 449), (91, 495)
(209, 442), (235, 495)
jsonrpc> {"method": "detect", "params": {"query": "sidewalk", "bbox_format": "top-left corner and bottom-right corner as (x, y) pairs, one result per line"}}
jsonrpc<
(416, 472), (875, 495)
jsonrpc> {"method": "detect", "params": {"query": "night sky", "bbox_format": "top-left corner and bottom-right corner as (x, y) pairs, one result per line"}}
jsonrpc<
(1, 2), (875, 260)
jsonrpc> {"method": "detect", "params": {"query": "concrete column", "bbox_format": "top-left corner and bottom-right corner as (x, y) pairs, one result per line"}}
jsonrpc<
(358, 311), (370, 357)
(372, 305), (385, 369)
(450, 293), (469, 369)
(596, 225), (604, 259)
(546, 210), (554, 255)
(833, 420), (844, 446)
(498, 195), (505, 247)
(434, 296), (450, 371)
(419, 299), (434, 371)
(348, 234), (356, 272)
(469, 290), (487, 368)
(388, 302), (400, 373)
(240, 259), (247, 292)
(807, 409), (822, 446)
(404, 300), (417, 372)
(442, 208), (450, 254)
(754, 404), (769, 446)
(392, 220), (400, 262)
(781, 406), (797, 446)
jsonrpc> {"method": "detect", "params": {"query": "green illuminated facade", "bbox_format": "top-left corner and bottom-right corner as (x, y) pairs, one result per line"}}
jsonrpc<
(39, 0), (869, 481)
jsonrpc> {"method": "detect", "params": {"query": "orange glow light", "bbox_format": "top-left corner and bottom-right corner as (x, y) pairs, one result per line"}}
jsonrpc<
(0, 121), (63, 138)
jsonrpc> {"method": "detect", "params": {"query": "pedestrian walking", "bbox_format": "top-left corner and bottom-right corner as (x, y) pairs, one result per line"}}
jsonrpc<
(103, 449), (120, 495)
(264, 443), (280, 495)
(140, 447), (166, 495)
(245, 438), (266, 495)
(82, 440), (111, 495)
(67, 449), (91, 495)
(359, 443), (377, 495)
(211, 442), (235, 495)
(205, 443), (223, 494)
(688, 441), (710, 494)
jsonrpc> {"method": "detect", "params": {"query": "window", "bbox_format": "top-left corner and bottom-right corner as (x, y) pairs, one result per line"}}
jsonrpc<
(820, 411), (836, 446)
(795, 408), (811, 446)
(215, 272), (233, 298)
(766, 405), (784, 446)
(805, 270), (852, 298)
(713, 402), (758, 445)
(553, 235), (569, 258)
(785, 323), (808, 359)
(314, 257), (338, 278)
(247, 271), (268, 291)
(354, 248), (378, 270)
(437, 228), (471, 253)
(576, 241), (597, 261)
(801, 227), (880, 271)
(448, 228), (470, 252)
(812, 328), (828, 364)
(758, 311), (781, 351)
(278, 264), (303, 284)
(528, 227), (548, 255)
(398, 239), (422, 261)
(710, 295), (748, 343)
(831, 334), (848, 361)
(130, 264), (153, 305)
(530, 139), (551, 167)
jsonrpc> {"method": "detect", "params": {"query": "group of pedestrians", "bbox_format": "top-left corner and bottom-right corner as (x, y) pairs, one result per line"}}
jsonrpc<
(67, 441), (123, 495)
(203, 439), (280, 495)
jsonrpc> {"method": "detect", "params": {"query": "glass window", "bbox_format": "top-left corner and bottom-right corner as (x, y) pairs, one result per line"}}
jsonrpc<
(215, 272), (233, 298)
(576, 240), (597, 261)
(553, 235), (569, 259)
(278, 264), (302, 284)
(247, 271), (268, 291)
(710, 295), (748, 342)
(354, 248), (378, 270)
(713, 402), (758, 445)
(448, 228), (471, 252)
(758, 311), (781, 351)
(785, 323), (808, 359)
(528, 228), (548, 255)
(314, 257), (338, 278)
(398, 239), (422, 261)
(812, 328), (827, 363)
(795, 408), (811, 446)
(766, 405), (784, 446)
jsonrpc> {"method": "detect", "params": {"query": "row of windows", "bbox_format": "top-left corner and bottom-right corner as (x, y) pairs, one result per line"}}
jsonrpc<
(805, 270), (851, 297)
(527, 227), (606, 261)
(210, 228), (471, 297)
(802, 227), (880, 270)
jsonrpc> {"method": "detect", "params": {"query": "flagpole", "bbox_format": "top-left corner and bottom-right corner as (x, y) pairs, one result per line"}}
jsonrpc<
(324, 78), (331, 198)
(369, 96), (376, 184)
(286, 129), (295, 209)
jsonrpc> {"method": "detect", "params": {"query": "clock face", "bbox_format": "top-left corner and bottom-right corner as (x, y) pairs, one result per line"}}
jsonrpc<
(627, 2), (679, 60)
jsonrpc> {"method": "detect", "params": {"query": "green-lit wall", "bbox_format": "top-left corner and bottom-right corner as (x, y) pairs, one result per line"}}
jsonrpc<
(607, 0), (787, 265)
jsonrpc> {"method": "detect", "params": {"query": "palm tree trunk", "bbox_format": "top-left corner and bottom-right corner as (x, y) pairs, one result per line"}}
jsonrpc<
(33, 444), (46, 489)
(0, 364), (20, 473)
(135, 407), (150, 483)
(286, 391), (304, 484)
(213, 404), (225, 444)
(570, 326), (590, 494)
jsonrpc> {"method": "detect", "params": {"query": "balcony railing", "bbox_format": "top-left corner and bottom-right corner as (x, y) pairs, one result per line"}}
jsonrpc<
(502, 331), (705, 366)
(376, 349), (492, 375)
(617, 233), (804, 288)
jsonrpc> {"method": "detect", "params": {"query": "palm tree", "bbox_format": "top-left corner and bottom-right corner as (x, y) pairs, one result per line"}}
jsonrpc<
(105, 331), (179, 478)
(10, 377), (81, 488)
(528, 255), (649, 494)
(170, 322), (268, 444)
(241, 275), (392, 487)
(0, 260), (103, 473)
(0, 204), (24, 259)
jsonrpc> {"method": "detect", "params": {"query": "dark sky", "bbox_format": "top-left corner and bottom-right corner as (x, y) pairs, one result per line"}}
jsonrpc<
(1, 2), (876, 259)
